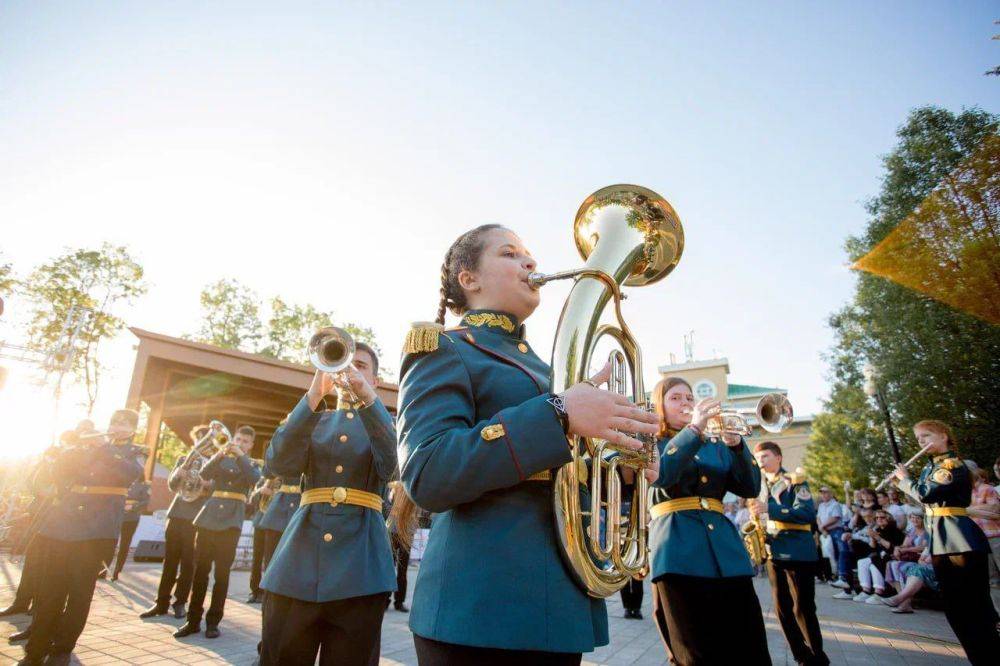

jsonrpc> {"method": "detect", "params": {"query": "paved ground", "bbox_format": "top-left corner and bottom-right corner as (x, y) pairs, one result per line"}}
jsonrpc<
(0, 555), (981, 665)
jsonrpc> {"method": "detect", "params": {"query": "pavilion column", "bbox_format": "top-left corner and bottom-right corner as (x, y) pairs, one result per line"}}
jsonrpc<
(143, 376), (167, 482)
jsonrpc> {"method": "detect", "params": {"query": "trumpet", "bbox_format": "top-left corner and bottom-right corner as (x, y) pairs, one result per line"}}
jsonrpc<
(308, 326), (360, 405)
(695, 393), (794, 437)
(875, 441), (936, 491)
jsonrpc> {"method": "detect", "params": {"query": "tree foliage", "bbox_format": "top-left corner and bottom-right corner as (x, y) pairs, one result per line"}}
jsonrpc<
(190, 282), (382, 374)
(20, 244), (147, 415)
(807, 107), (1000, 486)
(190, 279), (263, 352)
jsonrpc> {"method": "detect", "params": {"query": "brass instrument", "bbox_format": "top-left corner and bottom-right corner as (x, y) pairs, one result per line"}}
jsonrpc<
(528, 184), (683, 597)
(703, 392), (794, 437)
(178, 420), (231, 503)
(259, 477), (281, 512)
(742, 514), (769, 566)
(308, 326), (360, 404)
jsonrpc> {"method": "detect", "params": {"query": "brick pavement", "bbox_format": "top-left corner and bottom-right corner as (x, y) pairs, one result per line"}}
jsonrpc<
(0, 555), (975, 665)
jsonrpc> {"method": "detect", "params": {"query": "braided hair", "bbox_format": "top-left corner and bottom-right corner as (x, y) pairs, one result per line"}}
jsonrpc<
(435, 224), (506, 325)
(390, 224), (506, 546)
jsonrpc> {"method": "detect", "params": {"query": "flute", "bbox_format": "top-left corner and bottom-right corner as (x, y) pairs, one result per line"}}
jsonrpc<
(875, 442), (937, 490)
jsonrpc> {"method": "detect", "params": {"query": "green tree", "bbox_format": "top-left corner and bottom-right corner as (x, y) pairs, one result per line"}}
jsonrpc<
(0, 254), (16, 294)
(189, 279), (263, 351)
(21, 244), (146, 415)
(808, 107), (1000, 485)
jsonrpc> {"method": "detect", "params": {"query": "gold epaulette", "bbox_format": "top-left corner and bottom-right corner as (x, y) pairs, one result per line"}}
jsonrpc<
(403, 321), (445, 354)
(941, 458), (963, 470)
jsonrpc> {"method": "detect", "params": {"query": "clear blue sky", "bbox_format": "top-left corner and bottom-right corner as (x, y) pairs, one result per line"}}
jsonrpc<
(1, 1), (998, 436)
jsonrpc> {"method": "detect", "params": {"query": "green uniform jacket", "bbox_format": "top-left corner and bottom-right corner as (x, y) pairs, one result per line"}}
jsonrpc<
(38, 442), (144, 542)
(649, 428), (761, 578)
(898, 452), (990, 556)
(261, 396), (397, 602)
(192, 453), (260, 532)
(398, 310), (608, 654)
(765, 468), (817, 562)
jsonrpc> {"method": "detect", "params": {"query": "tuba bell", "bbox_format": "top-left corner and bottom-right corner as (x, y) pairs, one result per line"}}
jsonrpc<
(529, 184), (684, 597)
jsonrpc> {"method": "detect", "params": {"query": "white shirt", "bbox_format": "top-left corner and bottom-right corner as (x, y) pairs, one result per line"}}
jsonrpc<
(886, 503), (907, 530)
(817, 498), (844, 531)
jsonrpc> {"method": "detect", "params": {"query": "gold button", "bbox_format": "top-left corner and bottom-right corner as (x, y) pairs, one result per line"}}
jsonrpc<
(707, 523), (715, 530)
(700, 475), (708, 483)
(782, 508), (790, 514)
(517, 343), (528, 353)
(694, 455), (700, 461)
(666, 445), (678, 456)
(78, 506), (84, 511)
(335, 465), (344, 473)
(219, 504), (225, 509)
(323, 533), (333, 542)
(346, 412), (355, 419)
(339, 435), (348, 442)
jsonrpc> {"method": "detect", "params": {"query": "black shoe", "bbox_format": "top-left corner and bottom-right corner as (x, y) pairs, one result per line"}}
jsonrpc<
(43, 654), (71, 666)
(8, 628), (31, 642)
(246, 593), (261, 604)
(172, 602), (186, 619)
(205, 625), (220, 639)
(173, 622), (200, 638)
(632, 609), (643, 620)
(110, 574), (119, 582)
(393, 603), (409, 613)
(139, 603), (170, 619)
(0, 605), (30, 617)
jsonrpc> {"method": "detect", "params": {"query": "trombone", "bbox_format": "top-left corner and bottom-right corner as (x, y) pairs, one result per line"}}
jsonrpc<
(308, 326), (360, 404)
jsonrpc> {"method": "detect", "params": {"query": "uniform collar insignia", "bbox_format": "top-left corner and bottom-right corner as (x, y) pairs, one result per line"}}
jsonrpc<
(460, 310), (519, 337)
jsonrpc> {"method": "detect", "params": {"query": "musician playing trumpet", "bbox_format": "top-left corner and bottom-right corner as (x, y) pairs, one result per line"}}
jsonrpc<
(647, 378), (768, 666)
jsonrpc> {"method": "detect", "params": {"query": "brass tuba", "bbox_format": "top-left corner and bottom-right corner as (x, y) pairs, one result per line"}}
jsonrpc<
(529, 184), (683, 597)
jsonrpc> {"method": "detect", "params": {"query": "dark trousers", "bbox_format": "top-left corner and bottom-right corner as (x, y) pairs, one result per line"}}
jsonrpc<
(155, 517), (197, 607)
(260, 590), (389, 666)
(187, 527), (240, 627)
(413, 634), (582, 666)
(263, 528), (282, 567)
(25, 536), (114, 659)
(619, 577), (644, 611)
(766, 560), (829, 666)
(391, 533), (410, 606)
(932, 551), (1000, 665)
(111, 520), (139, 577)
(249, 527), (267, 596)
(652, 574), (770, 666)
(12, 536), (44, 610)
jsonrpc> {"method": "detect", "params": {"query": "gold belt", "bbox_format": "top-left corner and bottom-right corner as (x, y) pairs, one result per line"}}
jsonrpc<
(212, 491), (248, 501)
(301, 487), (383, 512)
(69, 486), (128, 496)
(278, 484), (301, 494)
(767, 520), (812, 533)
(526, 471), (551, 482)
(926, 507), (967, 517)
(651, 496), (724, 519)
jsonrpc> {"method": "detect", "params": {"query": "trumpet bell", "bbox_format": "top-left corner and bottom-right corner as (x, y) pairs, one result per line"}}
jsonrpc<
(308, 327), (356, 374)
(756, 393), (794, 433)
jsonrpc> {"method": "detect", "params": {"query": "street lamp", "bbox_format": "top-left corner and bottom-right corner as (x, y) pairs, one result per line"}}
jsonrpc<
(863, 362), (902, 464)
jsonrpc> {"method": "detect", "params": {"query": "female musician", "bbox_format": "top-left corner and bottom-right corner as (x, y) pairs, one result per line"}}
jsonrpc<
(394, 224), (659, 665)
(647, 377), (770, 665)
(892, 419), (999, 664)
